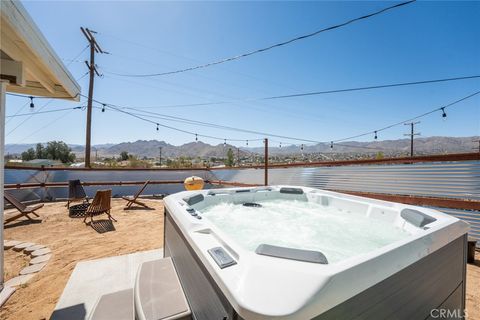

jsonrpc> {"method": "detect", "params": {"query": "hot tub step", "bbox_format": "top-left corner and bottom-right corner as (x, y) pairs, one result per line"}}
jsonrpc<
(89, 288), (134, 320)
(135, 257), (191, 320)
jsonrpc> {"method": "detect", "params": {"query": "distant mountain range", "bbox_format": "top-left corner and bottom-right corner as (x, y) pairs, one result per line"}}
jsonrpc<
(247, 136), (480, 155)
(5, 136), (479, 159)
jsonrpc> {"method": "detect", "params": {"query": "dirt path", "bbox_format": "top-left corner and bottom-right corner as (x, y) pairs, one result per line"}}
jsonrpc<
(1, 199), (164, 320)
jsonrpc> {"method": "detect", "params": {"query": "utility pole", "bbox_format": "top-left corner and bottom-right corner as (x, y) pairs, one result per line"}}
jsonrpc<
(159, 146), (162, 166)
(264, 138), (268, 186)
(404, 122), (420, 157)
(81, 27), (107, 168)
(473, 140), (480, 153)
(237, 147), (240, 167)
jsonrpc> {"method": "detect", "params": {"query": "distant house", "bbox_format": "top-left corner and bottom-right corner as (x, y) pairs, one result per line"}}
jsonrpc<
(70, 162), (85, 168)
(70, 161), (104, 168)
(7, 159), (22, 163)
(25, 159), (62, 167)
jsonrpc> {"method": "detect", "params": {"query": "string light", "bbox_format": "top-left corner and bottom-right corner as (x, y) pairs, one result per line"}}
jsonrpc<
(301, 144), (304, 151)
(72, 90), (479, 151)
(195, 133), (198, 141)
(156, 123), (159, 131)
(102, 104), (106, 112)
(29, 96), (34, 109)
(279, 142), (282, 148)
(441, 107), (447, 119)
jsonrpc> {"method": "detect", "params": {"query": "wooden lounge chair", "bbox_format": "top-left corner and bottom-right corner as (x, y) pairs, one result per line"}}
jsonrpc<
(66, 179), (89, 208)
(84, 189), (116, 224)
(122, 180), (150, 210)
(4, 192), (43, 224)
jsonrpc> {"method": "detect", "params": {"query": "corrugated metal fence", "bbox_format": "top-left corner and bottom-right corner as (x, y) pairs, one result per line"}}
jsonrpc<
(4, 168), (211, 201)
(210, 161), (480, 244)
(4, 161), (480, 245)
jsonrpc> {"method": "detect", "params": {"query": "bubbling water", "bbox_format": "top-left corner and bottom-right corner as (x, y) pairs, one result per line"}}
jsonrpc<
(201, 199), (410, 263)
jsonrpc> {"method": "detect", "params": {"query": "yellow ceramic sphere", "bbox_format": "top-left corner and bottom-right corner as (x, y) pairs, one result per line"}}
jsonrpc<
(184, 176), (205, 191)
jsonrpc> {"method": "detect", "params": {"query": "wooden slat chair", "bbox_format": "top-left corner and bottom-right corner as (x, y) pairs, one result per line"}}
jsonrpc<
(84, 189), (116, 224)
(66, 179), (89, 208)
(4, 192), (44, 224)
(122, 180), (150, 210)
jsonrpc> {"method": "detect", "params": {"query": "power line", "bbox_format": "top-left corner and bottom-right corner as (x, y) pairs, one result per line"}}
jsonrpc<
(14, 108), (84, 144)
(264, 75), (480, 101)
(82, 94), (320, 143)
(105, 103), (262, 143)
(79, 89), (479, 149)
(5, 53), (89, 137)
(98, 33), (302, 93)
(331, 90), (480, 143)
(102, 73), (316, 124)
(107, 0), (416, 77)
(97, 75), (480, 109)
(6, 99), (55, 136)
(5, 101), (29, 125)
(68, 45), (89, 65)
(6, 106), (83, 118)
(6, 92), (55, 99)
(5, 86), (86, 137)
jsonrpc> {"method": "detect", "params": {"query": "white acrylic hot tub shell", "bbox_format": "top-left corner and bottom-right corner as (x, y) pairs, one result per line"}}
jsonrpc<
(164, 186), (469, 320)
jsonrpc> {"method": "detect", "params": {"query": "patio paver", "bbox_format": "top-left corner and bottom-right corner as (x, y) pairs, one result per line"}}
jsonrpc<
(4, 274), (35, 287)
(24, 244), (46, 253)
(20, 262), (47, 275)
(4, 240), (22, 249)
(13, 242), (35, 251)
(30, 254), (52, 265)
(31, 248), (51, 257)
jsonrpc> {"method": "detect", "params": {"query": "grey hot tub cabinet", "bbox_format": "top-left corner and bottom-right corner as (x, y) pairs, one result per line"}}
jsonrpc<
(164, 208), (467, 320)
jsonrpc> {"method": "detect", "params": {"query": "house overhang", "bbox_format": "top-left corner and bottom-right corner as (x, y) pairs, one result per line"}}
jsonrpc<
(0, 0), (81, 100)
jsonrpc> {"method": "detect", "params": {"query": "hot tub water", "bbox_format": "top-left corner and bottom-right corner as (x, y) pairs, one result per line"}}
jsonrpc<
(201, 199), (410, 263)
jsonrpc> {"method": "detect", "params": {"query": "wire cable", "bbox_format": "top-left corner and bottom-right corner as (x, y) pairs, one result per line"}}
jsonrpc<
(103, 103), (260, 142)
(332, 90), (480, 143)
(80, 89), (479, 148)
(14, 108), (84, 144)
(107, 0), (416, 77)
(6, 72), (88, 137)
(6, 106), (83, 118)
(5, 101), (30, 125)
(94, 75), (480, 109)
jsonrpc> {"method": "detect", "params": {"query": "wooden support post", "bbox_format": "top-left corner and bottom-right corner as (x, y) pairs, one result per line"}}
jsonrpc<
(0, 80), (7, 290)
(404, 121), (420, 157)
(159, 146), (162, 166)
(264, 138), (268, 186)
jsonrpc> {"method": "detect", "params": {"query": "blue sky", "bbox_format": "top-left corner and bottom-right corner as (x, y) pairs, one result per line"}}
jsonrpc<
(5, 0), (480, 147)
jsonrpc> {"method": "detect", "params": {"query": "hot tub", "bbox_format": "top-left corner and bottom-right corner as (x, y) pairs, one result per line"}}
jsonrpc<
(163, 186), (469, 320)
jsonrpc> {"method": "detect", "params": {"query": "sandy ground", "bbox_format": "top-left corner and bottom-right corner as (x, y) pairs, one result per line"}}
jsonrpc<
(467, 252), (480, 320)
(1, 199), (164, 320)
(4, 249), (29, 282)
(1, 199), (479, 320)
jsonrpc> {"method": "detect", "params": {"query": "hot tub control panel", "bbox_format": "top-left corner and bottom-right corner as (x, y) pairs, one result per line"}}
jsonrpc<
(186, 207), (202, 219)
(208, 247), (237, 269)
